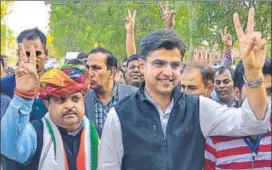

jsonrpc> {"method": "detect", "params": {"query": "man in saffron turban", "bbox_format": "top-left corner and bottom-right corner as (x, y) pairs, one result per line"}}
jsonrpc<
(1, 44), (98, 170)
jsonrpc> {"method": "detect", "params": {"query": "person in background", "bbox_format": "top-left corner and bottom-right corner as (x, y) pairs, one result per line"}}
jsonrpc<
(204, 57), (272, 170)
(1, 47), (99, 170)
(122, 58), (128, 72)
(0, 28), (48, 120)
(210, 27), (234, 101)
(213, 66), (237, 106)
(125, 54), (144, 87)
(180, 62), (214, 97)
(85, 47), (137, 128)
(0, 55), (14, 76)
(0, 55), (6, 77)
(220, 27), (233, 67)
(114, 66), (126, 85)
(77, 52), (88, 64)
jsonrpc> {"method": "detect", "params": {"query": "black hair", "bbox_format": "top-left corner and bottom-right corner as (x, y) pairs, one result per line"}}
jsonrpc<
(139, 29), (186, 59)
(263, 57), (272, 75)
(215, 66), (234, 81)
(88, 47), (118, 69)
(17, 28), (47, 48)
(233, 60), (245, 90)
(123, 58), (128, 63)
(77, 52), (88, 63)
(234, 57), (272, 90)
(184, 62), (215, 87)
(126, 54), (143, 67)
(66, 58), (87, 66)
(77, 52), (87, 59)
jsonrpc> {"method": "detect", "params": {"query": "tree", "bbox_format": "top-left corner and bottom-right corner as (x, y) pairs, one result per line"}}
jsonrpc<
(1, 1), (15, 55)
(192, 1), (271, 51)
(48, 0), (189, 61)
(48, 1), (271, 61)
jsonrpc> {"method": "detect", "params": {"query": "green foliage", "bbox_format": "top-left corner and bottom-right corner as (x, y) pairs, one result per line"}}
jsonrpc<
(1, 1), (14, 54)
(49, 1), (271, 61)
(192, 1), (271, 50)
(49, 0), (188, 61)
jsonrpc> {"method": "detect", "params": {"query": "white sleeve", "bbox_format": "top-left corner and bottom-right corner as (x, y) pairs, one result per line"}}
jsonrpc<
(98, 107), (124, 170)
(199, 96), (271, 138)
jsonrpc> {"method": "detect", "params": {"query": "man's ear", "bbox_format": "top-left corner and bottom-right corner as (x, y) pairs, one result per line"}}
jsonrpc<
(138, 58), (145, 73)
(109, 67), (117, 79)
(207, 83), (214, 97)
(233, 87), (240, 100)
(43, 99), (50, 109)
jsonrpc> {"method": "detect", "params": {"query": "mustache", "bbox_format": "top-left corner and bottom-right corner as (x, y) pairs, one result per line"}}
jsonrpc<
(63, 108), (77, 116)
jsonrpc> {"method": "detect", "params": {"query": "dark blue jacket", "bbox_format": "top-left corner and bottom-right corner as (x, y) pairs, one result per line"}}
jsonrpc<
(22, 120), (82, 170)
(22, 120), (101, 170)
(1, 74), (15, 98)
(115, 83), (206, 170)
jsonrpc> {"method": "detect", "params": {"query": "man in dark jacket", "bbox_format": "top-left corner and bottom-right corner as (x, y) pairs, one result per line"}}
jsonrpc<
(85, 47), (137, 128)
(98, 8), (271, 170)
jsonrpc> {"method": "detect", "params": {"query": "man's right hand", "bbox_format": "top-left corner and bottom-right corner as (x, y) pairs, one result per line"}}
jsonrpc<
(15, 44), (40, 92)
(220, 27), (232, 50)
(124, 10), (136, 33)
(158, 1), (176, 30)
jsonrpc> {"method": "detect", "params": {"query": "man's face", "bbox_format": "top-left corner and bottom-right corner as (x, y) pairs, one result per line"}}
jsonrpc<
(45, 92), (85, 131)
(125, 60), (144, 87)
(87, 52), (111, 90)
(21, 38), (47, 74)
(142, 48), (181, 97)
(122, 61), (127, 71)
(180, 67), (211, 97)
(214, 70), (234, 103)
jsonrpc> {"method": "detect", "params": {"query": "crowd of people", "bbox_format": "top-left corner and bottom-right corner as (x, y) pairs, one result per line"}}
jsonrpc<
(0, 4), (271, 170)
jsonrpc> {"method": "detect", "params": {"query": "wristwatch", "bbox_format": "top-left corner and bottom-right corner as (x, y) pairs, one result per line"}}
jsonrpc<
(243, 74), (264, 88)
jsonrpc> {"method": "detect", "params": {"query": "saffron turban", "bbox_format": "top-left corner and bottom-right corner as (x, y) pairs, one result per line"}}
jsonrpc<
(39, 64), (90, 99)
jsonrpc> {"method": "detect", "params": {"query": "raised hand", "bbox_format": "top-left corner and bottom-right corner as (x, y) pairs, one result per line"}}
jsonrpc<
(158, 1), (176, 30)
(124, 10), (136, 33)
(15, 44), (40, 92)
(220, 26), (232, 50)
(233, 8), (266, 75)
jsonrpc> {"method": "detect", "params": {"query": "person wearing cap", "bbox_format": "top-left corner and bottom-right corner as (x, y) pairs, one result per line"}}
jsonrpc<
(1, 44), (99, 170)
